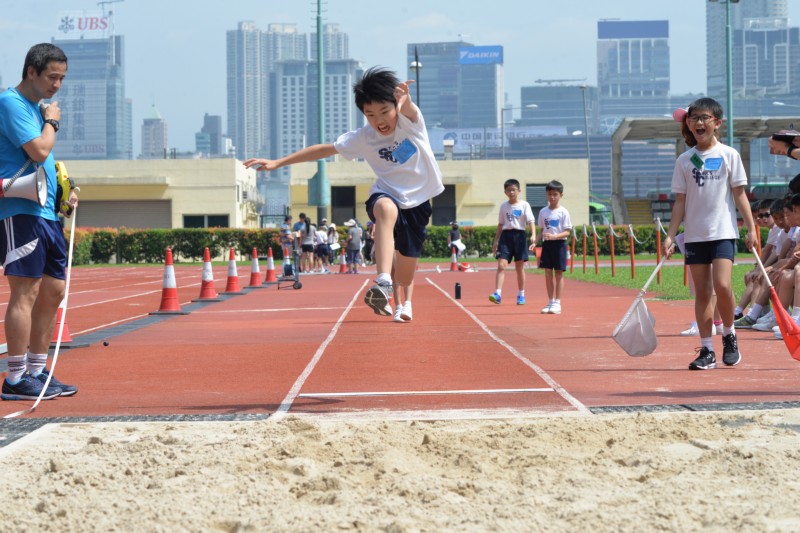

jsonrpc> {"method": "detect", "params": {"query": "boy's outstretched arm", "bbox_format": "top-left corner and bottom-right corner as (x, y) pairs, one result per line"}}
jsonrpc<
(243, 144), (338, 172)
(395, 80), (419, 123)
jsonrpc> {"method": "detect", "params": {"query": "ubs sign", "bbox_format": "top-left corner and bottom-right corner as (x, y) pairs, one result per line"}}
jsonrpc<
(458, 45), (503, 65)
(57, 11), (110, 40)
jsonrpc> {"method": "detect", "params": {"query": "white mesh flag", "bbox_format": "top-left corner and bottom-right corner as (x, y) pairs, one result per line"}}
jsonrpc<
(612, 296), (657, 356)
(611, 256), (667, 357)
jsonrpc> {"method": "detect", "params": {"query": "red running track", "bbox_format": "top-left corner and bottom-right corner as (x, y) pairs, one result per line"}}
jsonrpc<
(1, 263), (799, 419)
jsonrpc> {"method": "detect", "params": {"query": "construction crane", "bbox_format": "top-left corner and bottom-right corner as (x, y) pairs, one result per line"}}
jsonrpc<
(534, 78), (587, 85)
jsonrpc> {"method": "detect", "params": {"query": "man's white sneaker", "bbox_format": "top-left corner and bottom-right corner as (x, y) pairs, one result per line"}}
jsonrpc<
(400, 301), (413, 322)
(548, 302), (561, 314)
(394, 306), (406, 323)
(773, 325), (783, 340)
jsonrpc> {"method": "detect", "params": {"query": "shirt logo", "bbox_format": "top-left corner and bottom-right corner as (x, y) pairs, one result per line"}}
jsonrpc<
(691, 167), (719, 187)
(378, 147), (397, 163)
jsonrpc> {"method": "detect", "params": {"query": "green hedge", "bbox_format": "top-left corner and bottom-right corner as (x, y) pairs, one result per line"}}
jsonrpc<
(62, 225), (769, 265)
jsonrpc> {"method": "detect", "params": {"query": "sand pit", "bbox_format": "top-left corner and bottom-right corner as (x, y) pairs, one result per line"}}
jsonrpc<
(1, 409), (800, 531)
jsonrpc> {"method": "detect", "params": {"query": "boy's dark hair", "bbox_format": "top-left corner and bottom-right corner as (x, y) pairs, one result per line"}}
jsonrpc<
(788, 172), (800, 194)
(503, 179), (520, 190)
(22, 43), (67, 79)
(757, 199), (772, 211)
(353, 67), (399, 112)
(688, 97), (724, 120)
(545, 180), (564, 193)
(770, 199), (784, 214)
(284, 215), (292, 223)
(791, 194), (800, 208)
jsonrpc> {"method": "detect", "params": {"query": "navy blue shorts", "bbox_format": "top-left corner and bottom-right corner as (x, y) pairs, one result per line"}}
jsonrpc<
(539, 239), (567, 271)
(496, 229), (529, 263)
(366, 193), (431, 258)
(0, 215), (67, 280)
(684, 239), (736, 265)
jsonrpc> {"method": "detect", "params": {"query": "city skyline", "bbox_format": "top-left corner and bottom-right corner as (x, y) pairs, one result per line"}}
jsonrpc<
(2, 0), (800, 154)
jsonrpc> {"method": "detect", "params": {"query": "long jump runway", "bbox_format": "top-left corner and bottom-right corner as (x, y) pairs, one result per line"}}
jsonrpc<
(1, 264), (800, 424)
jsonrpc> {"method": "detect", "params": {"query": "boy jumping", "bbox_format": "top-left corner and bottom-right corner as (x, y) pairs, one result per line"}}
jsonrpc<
(244, 67), (443, 317)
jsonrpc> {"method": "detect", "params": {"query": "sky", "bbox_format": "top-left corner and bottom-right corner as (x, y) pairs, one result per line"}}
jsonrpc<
(2, 0), (800, 154)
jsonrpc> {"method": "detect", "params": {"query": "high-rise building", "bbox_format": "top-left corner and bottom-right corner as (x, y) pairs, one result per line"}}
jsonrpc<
(195, 113), (225, 158)
(706, 0), (791, 97)
(273, 59), (364, 157)
(406, 42), (503, 129)
(51, 10), (132, 160)
(140, 105), (167, 159)
(226, 21), (269, 161)
(310, 23), (349, 60)
(596, 20), (670, 98)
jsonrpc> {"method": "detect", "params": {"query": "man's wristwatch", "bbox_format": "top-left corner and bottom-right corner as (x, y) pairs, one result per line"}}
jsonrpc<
(44, 119), (60, 133)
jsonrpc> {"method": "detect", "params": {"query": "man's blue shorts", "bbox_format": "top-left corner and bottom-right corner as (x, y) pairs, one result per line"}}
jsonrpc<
(684, 239), (736, 265)
(0, 214), (67, 280)
(366, 193), (432, 258)
(496, 229), (529, 263)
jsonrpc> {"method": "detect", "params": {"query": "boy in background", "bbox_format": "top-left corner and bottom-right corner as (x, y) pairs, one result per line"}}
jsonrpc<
(536, 180), (572, 314)
(488, 179), (536, 305)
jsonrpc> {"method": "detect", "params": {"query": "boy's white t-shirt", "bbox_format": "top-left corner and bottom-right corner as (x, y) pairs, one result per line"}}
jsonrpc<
(498, 200), (535, 231)
(333, 106), (444, 209)
(766, 224), (782, 247)
(671, 142), (748, 243)
(538, 205), (572, 239)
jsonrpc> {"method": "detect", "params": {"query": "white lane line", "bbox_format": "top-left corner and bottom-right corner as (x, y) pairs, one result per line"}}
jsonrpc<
(299, 388), (553, 398)
(272, 279), (369, 420)
(425, 277), (590, 414)
(199, 306), (346, 314)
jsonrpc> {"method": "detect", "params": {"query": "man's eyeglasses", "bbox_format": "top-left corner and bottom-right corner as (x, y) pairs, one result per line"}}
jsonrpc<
(687, 114), (718, 124)
(757, 212), (772, 218)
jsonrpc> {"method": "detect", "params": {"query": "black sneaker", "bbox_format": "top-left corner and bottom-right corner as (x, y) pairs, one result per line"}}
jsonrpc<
(688, 347), (717, 370)
(722, 333), (742, 366)
(364, 282), (393, 316)
(734, 312), (744, 321)
(1, 375), (62, 401)
(35, 369), (78, 396)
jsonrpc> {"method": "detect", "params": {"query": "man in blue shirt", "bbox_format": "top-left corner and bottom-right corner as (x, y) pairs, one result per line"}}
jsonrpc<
(0, 43), (78, 401)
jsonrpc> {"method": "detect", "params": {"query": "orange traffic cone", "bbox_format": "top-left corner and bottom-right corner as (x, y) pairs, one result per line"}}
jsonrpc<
(264, 247), (278, 284)
(458, 262), (471, 272)
(246, 248), (265, 289)
(193, 247), (221, 301)
(450, 246), (458, 271)
(50, 298), (89, 348)
(339, 248), (348, 274)
(223, 248), (243, 294)
(50, 299), (72, 343)
(151, 248), (189, 315)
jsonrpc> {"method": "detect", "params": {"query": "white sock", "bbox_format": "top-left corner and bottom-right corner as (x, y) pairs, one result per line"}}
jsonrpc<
(747, 304), (762, 320)
(722, 325), (735, 336)
(734, 306), (743, 315)
(518, 290), (525, 297)
(6, 354), (26, 384)
(791, 307), (800, 321)
(495, 289), (502, 296)
(701, 337), (714, 351)
(376, 273), (392, 285)
(26, 352), (48, 377)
